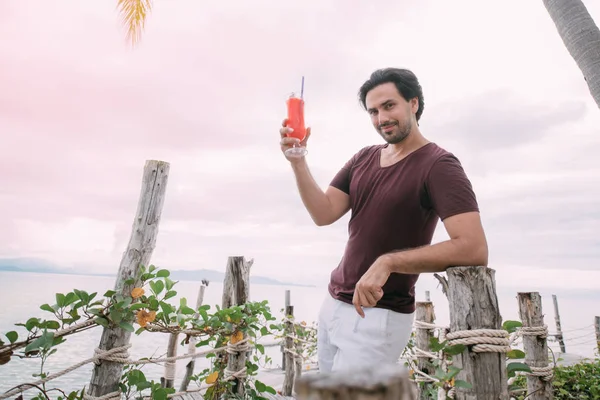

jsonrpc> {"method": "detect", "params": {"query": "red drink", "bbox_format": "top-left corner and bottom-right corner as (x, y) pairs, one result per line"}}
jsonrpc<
(286, 95), (306, 141)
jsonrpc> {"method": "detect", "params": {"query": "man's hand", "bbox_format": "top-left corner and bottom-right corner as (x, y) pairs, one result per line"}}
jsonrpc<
(352, 256), (392, 317)
(279, 118), (311, 162)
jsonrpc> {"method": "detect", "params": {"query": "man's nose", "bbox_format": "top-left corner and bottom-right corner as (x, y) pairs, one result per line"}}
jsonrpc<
(378, 113), (391, 125)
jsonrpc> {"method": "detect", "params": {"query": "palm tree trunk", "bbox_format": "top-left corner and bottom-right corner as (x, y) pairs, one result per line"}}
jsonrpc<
(543, 0), (600, 109)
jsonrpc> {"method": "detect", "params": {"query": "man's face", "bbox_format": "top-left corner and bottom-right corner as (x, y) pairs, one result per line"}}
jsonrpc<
(365, 82), (418, 145)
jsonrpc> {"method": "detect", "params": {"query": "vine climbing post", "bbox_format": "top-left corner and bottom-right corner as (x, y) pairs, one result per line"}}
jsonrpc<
(446, 266), (509, 400)
(517, 292), (554, 400)
(87, 160), (170, 399)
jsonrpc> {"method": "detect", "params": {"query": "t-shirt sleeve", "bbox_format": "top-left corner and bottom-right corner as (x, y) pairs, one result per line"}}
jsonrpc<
(329, 152), (359, 194)
(426, 154), (479, 220)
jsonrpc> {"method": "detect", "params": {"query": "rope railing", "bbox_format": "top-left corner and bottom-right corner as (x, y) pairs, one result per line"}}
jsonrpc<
(0, 330), (259, 400)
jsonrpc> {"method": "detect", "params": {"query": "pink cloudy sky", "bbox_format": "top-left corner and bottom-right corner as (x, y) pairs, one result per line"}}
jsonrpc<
(1, 0), (599, 290)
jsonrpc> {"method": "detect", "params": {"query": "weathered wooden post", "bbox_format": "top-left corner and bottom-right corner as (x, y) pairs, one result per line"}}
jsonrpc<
(414, 301), (436, 399)
(446, 266), (509, 400)
(179, 280), (208, 392)
(222, 256), (252, 397)
(517, 292), (554, 400)
(87, 160), (170, 398)
(595, 316), (600, 354)
(294, 323), (305, 384)
(162, 333), (178, 388)
(282, 305), (295, 396)
(282, 289), (291, 371)
(295, 364), (416, 399)
(552, 295), (566, 353)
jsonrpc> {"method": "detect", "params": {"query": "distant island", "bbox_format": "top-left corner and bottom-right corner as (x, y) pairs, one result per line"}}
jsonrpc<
(0, 258), (313, 287)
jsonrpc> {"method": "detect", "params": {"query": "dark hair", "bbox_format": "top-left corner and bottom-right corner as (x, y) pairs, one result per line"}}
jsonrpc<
(358, 68), (425, 121)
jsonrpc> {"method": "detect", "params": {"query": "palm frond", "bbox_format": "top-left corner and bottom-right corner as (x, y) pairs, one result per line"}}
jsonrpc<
(117, 0), (152, 47)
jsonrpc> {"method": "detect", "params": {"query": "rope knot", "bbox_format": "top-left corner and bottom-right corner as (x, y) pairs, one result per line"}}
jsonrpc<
(446, 329), (511, 353)
(93, 344), (132, 365)
(519, 325), (548, 339)
(226, 337), (251, 355)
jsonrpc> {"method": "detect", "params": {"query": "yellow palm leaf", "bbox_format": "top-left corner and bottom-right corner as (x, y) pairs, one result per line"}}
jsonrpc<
(117, 0), (152, 46)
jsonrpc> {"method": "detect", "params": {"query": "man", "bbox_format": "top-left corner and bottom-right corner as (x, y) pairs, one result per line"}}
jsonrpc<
(278, 68), (488, 372)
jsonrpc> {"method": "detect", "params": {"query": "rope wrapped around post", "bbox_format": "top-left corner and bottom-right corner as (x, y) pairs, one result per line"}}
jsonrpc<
(446, 329), (512, 353)
(224, 337), (251, 382)
(514, 324), (554, 382)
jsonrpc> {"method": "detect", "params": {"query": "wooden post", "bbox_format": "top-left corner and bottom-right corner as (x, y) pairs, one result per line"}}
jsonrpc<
(162, 333), (178, 388)
(517, 292), (553, 400)
(282, 289), (290, 371)
(595, 316), (600, 354)
(223, 256), (252, 397)
(295, 364), (417, 399)
(414, 301), (436, 399)
(282, 305), (295, 396)
(179, 281), (208, 392)
(294, 324), (304, 384)
(87, 160), (170, 398)
(446, 266), (509, 400)
(552, 295), (566, 353)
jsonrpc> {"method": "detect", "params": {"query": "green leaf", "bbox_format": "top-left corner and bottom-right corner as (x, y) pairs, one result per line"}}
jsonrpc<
(149, 265), (157, 273)
(124, 278), (135, 285)
(156, 269), (170, 278)
(25, 318), (39, 332)
(42, 321), (60, 330)
(164, 291), (177, 300)
(153, 388), (167, 400)
(255, 380), (266, 392)
(96, 317), (109, 328)
(64, 292), (78, 307)
(507, 349), (526, 359)
(160, 302), (174, 318)
(40, 304), (55, 314)
(104, 290), (116, 298)
(149, 298), (159, 311)
(110, 310), (123, 324)
(164, 278), (175, 291)
(255, 344), (265, 354)
(56, 293), (66, 308)
(507, 362), (531, 376)
(119, 322), (135, 332)
(502, 320), (522, 333)
(444, 344), (466, 356)
(180, 306), (195, 315)
(150, 280), (164, 296)
(446, 365), (461, 380)
(5, 331), (18, 344)
(454, 379), (472, 389)
(129, 303), (148, 311)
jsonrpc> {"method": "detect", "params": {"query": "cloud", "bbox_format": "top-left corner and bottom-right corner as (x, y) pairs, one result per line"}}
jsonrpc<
(1, 0), (600, 295)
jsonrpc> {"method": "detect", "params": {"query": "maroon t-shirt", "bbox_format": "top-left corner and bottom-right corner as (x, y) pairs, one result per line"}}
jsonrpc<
(328, 142), (479, 314)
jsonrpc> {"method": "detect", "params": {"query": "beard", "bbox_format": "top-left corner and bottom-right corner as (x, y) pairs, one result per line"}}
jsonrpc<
(378, 119), (412, 144)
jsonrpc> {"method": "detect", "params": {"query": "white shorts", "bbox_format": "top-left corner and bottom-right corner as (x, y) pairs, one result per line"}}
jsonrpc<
(317, 292), (414, 372)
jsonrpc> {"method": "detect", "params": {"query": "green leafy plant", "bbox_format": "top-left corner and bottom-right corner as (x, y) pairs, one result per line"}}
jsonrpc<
(510, 357), (600, 400)
(0, 265), (285, 400)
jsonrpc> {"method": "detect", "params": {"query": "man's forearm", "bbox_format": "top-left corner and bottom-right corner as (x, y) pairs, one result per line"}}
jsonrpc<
(382, 238), (488, 275)
(290, 159), (335, 226)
